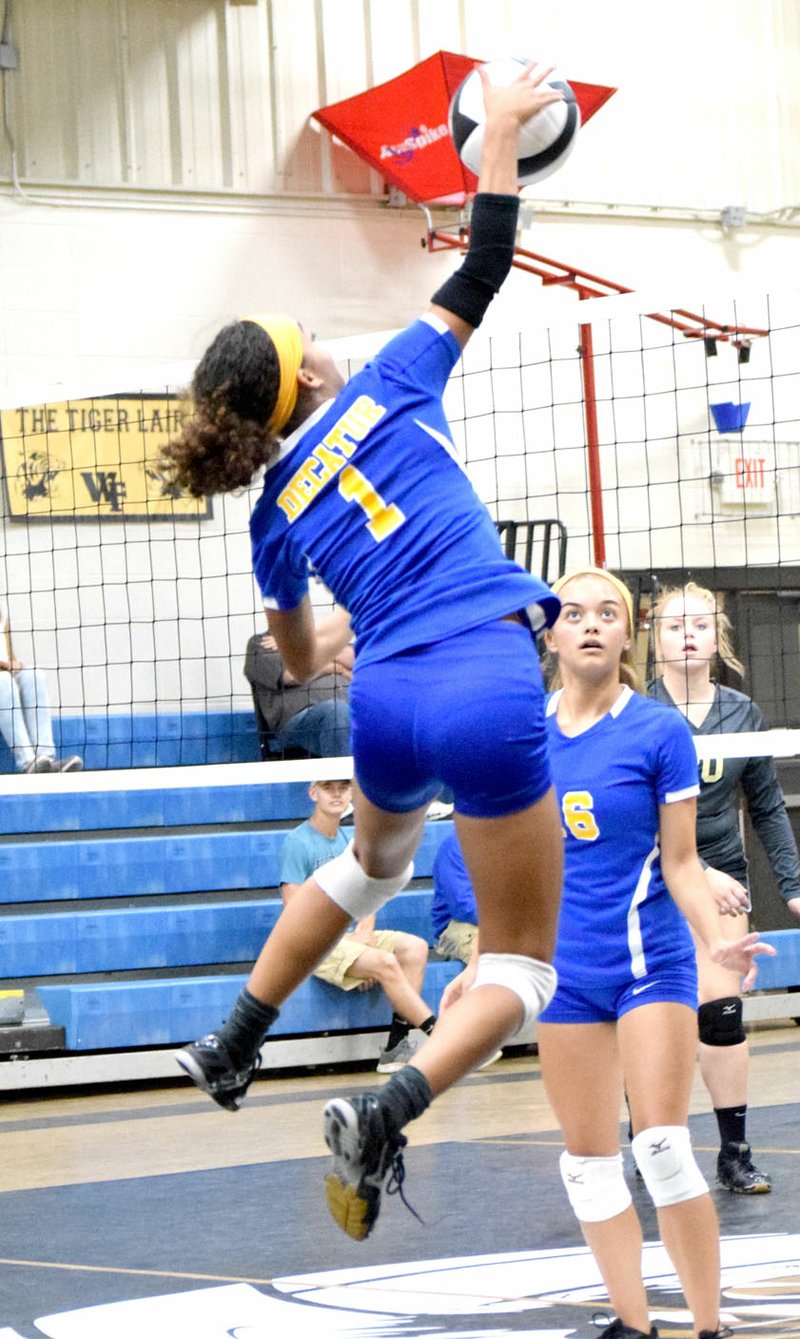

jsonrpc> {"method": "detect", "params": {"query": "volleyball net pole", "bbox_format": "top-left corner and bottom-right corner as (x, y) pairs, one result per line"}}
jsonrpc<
(579, 319), (606, 567)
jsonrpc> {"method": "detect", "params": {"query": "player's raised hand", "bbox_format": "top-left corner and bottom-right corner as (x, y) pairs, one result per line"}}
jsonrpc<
(478, 59), (563, 127)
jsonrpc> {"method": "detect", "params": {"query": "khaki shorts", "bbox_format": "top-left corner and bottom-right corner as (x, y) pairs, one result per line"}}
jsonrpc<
(435, 919), (478, 964)
(313, 929), (404, 991)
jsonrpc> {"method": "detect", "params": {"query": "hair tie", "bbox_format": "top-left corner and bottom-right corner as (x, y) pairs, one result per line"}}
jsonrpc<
(242, 313), (303, 434)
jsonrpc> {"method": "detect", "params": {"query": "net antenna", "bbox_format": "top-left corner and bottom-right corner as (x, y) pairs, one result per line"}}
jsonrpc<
(312, 55), (768, 568)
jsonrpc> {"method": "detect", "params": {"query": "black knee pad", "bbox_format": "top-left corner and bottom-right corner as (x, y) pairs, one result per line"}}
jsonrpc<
(698, 995), (745, 1047)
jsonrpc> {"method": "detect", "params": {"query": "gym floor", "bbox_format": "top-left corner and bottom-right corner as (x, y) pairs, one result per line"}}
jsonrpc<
(0, 1021), (798, 1338)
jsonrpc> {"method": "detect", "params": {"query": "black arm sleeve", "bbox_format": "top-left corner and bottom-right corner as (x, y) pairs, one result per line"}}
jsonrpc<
(430, 192), (520, 328)
(741, 748), (800, 904)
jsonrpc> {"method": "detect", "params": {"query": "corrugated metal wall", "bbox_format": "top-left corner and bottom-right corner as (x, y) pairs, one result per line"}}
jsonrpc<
(0, 0), (798, 212)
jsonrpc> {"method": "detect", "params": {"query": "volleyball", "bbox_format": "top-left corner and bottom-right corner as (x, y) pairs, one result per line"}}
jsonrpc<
(449, 57), (580, 186)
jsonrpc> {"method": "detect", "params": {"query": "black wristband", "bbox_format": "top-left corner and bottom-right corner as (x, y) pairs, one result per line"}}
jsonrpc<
(431, 192), (520, 328)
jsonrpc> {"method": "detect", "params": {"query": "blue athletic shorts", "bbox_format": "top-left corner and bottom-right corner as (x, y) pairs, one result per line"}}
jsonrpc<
(349, 619), (551, 819)
(539, 958), (699, 1024)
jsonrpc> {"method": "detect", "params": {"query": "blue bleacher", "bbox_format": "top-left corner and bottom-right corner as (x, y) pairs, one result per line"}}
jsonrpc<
(751, 930), (800, 991)
(0, 724), (457, 1061)
(37, 961), (462, 1052)
(0, 709), (260, 776)
(0, 780), (314, 837)
(0, 890), (436, 978)
(0, 823), (447, 902)
(4, 711), (798, 1067)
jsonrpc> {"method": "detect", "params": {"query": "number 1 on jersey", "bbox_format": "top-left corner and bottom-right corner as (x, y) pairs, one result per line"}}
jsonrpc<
(338, 464), (405, 542)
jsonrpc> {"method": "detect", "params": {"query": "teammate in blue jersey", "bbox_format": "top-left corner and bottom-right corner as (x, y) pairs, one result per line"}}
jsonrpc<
(651, 581), (800, 1194)
(532, 570), (772, 1339)
(164, 63), (565, 1241)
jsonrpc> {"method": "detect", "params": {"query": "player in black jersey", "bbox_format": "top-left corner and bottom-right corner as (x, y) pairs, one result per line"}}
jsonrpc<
(651, 581), (800, 1194)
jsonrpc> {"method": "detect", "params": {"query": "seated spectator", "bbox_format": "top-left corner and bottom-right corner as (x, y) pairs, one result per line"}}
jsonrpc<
(245, 607), (352, 759)
(280, 778), (437, 1072)
(0, 600), (82, 774)
(431, 827), (478, 964)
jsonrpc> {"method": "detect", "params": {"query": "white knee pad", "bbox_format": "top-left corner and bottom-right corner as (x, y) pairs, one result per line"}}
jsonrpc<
(631, 1125), (708, 1207)
(470, 952), (557, 1036)
(559, 1151), (633, 1223)
(314, 840), (414, 919)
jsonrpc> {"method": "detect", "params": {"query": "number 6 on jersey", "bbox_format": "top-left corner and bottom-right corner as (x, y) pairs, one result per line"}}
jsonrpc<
(562, 790), (600, 841)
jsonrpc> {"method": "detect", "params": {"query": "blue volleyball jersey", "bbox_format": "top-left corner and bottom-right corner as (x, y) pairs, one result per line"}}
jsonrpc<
(546, 687), (700, 989)
(431, 828), (478, 937)
(249, 316), (559, 667)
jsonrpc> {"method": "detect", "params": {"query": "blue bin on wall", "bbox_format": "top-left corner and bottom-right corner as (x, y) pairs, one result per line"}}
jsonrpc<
(710, 401), (750, 434)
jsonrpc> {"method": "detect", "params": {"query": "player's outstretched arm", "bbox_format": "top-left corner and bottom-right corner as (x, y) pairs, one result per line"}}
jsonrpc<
(429, 62), (563, 349)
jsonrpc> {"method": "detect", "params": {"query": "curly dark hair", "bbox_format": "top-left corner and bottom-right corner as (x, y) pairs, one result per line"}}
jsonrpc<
(160, 320), (282, 497)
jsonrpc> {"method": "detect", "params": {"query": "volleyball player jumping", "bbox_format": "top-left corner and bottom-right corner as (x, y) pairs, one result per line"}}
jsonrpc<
(163, 63), (565, 1240)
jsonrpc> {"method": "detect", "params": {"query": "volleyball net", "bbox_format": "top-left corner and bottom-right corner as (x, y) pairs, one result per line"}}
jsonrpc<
(1, 277), (800, 777)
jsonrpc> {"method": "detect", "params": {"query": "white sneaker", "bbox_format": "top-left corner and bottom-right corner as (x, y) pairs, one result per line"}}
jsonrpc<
(51, 756), (84, 773)
(476, 1049), (504, 1071)
(426, 800), (454, 821)
(21, 756), (52, 774)
(376, 1034), (420, 1073)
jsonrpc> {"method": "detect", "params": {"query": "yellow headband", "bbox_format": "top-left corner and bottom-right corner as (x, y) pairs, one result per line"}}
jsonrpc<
(243, 313), (303, 435)
(551, 566), (634, 634)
